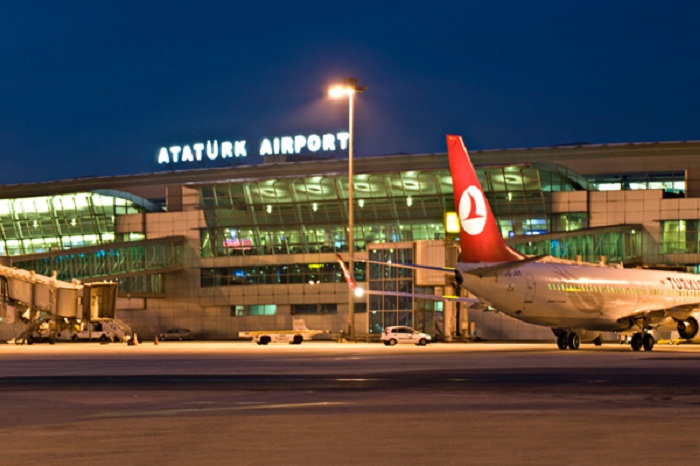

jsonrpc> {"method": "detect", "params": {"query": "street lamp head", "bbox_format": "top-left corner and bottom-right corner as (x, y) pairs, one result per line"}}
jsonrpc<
(328, 78), (366, 99)
(328, 85), (354, 99)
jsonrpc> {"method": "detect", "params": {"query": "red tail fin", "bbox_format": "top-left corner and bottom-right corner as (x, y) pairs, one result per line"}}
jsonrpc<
(447, 135), (525, 263)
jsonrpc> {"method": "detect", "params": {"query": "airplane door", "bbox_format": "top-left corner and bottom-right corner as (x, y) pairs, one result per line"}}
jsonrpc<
(524, 274), (535, 304)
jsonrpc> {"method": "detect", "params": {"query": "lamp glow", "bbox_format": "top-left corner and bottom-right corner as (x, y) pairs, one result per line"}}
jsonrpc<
(328, 85), (356, 98)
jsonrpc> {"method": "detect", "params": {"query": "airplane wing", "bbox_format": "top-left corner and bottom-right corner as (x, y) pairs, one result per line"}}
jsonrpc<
(359, 287), (481, 304)
(624, 304), (700, 330)
(346, 254), (548, 289)
(460, 255), (548, 277)
(361, 259), (456, 273)
(336, 255), (481, 305)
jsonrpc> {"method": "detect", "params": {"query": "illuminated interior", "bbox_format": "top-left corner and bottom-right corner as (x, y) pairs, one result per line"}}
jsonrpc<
(0, 192), (148, 256)
(197, 164), (584, 258)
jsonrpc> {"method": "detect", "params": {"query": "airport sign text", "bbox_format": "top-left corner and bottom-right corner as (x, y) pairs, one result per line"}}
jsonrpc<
(157, 132), (350, 165)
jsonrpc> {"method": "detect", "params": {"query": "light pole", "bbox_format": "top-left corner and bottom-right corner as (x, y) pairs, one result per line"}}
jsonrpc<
(329, 78), (366, 341)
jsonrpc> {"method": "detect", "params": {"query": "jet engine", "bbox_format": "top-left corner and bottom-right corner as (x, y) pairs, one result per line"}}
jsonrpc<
(454, 269), (464, 286)
(577, 329), (603, 343)
(677, 314), (700, 340)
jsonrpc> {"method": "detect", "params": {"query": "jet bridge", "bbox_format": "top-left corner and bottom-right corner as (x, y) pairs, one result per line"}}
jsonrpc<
(0, 264), (122, 344)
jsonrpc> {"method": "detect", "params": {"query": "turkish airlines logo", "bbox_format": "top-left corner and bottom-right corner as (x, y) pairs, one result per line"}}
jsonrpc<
(459, 186), (487, 235)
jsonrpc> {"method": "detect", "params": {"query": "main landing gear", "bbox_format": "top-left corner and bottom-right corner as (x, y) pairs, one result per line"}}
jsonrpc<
(556, 331), (580, 350)
(629, 332), (655, 351)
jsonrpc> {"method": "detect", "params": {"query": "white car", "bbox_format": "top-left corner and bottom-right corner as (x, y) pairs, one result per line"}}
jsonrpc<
(381, 326), (431, 346)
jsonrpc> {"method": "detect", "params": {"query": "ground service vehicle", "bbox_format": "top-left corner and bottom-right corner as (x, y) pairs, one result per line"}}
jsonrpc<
(238, 319), (328, 345)
(57, 321), (110, 342)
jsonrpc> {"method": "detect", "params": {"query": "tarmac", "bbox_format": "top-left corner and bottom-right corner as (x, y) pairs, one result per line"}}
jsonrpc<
(2, 341), (700, 465)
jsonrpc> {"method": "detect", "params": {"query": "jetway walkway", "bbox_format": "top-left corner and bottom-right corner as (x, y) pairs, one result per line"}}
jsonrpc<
(0, 264), (125, 344)
(0, 236), (186, 341)
(10, 236), (185, 283)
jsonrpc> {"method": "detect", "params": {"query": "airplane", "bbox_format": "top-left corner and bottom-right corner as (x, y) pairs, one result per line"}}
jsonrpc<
(338, 134), (700, 351)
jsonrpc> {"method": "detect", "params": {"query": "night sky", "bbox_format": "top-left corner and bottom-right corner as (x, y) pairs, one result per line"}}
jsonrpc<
(2, 1), (698, 184)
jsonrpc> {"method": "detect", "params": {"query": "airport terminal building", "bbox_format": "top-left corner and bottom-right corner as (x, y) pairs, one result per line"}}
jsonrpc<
(2, 139), (700, 341)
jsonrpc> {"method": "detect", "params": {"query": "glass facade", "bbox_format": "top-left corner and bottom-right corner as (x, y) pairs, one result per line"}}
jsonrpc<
(0, 192), (148, 256)
(201, 261), (365, 287)
(367, 246), (415, 334)
(478, 163), (583, 237)
(509, 225), (643, 263)
(291, 304), (338, 315)
(590, 171), (685, 194)
(197, 171), (452, 258)
(197, 164), (582, 258)
(232, 304), (277, 316)
(661, 220), (700, 254)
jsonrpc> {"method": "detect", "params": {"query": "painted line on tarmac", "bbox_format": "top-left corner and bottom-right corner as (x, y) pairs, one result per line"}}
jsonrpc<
(83, 401), (347, 419)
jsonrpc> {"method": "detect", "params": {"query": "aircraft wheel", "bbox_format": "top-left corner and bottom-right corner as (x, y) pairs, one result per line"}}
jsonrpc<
(567, 332), (580, 350)
(556, 334), (568, 350)
(643, 333), (655, 351)
(630, 333), (643, 351)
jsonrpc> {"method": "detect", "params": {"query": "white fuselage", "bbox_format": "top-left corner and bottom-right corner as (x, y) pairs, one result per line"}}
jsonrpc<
(457, 260), (700, 332)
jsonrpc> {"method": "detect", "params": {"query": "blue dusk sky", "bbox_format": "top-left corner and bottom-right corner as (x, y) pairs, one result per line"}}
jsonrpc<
(1, 0), (698, 184)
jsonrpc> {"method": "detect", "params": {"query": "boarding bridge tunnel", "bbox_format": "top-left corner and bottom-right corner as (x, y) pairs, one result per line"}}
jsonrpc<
(8, 236), (186, 295)
(0, 236), (184, 343)
(0, 264), (120, 344)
